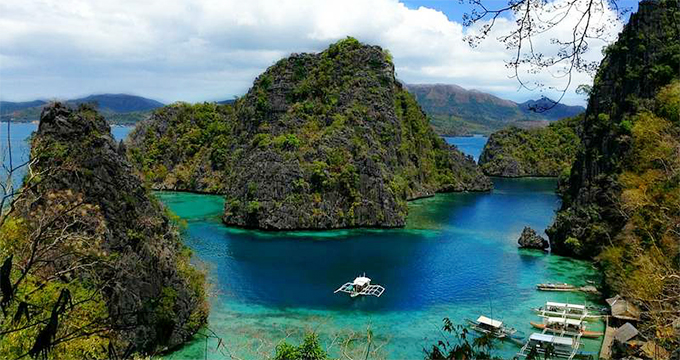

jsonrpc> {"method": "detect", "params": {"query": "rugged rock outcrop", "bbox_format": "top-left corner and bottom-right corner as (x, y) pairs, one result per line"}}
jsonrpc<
(543, 0), (679, 351)
(517, 227), (549, 250)
(478, 116), (581, 177)
(13, 103), (208, 353)
(546, 0), (680, 257)
(128, 38), (491, 230)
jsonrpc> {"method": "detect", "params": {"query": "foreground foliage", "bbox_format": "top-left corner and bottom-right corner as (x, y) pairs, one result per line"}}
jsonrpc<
(274, 333), (330, 360)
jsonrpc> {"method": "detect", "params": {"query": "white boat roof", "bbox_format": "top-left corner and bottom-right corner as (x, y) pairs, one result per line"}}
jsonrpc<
(353, 277), (371, 286)
(477, 316), (502, 328)
(530, 333), (574, 346)
(547, 317), (582, 326)
(546, 301), (586, 310)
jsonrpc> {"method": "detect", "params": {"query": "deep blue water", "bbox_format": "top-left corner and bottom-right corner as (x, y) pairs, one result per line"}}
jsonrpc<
(1, 127), (603, 358)
(159, 170), (604, 358)
(445, 135), (488, 162)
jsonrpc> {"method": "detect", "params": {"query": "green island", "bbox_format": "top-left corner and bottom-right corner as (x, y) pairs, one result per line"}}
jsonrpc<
(478, 116), (582, 177)
(126, 38), (491, 230)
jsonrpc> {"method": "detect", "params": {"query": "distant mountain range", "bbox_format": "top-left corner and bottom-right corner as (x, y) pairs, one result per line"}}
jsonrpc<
(517, 98), (584, 121)
(406, 84), (584, 135)
(1, 88), (584, 134)
(0, 94), (165, 124)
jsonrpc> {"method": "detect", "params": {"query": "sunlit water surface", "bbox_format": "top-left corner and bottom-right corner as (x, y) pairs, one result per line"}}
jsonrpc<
(159, 138), (604, 359)
(0, 126), (603, 358)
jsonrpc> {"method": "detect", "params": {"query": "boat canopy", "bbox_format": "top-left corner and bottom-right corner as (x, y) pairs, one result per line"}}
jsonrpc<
(546, 317), (582, 326)
(546, 301), (586, 310)
(477, 316), (502, 328)
(529, 333), (574, 347)
(353, 277), (371, 286)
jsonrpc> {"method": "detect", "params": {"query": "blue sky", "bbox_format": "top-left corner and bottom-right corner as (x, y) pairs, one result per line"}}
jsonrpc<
(403, 0), (473, 22)
(0, 0), (636, 105)
(403, 0), (639, 23)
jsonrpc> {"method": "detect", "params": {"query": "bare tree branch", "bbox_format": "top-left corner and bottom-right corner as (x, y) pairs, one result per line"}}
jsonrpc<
(461, 0), (629, 110)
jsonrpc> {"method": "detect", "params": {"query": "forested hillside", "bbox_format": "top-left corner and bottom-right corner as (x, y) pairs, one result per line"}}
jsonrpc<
(546, 0), (680, 351)
(478, 116), (581, 177)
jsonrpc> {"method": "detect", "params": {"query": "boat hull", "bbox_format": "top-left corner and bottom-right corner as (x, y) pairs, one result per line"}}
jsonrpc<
(532, 308), (602, 320)
(530, 321), (603, 339)
(464, 319), (521, 341)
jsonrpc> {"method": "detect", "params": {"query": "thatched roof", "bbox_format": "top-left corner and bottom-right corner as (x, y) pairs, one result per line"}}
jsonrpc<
(614, 322), (639, 343)
(607, 295), (641, 321)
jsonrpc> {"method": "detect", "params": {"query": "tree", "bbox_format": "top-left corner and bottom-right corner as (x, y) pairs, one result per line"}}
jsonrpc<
(423, 318), (503, 360)
(461, 0), (629, 110)
(0, 118), (117, 359)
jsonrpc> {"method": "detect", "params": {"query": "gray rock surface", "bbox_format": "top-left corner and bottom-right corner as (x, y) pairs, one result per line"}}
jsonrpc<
(15, 103), (207, 353)
(127, 39), (492, 230)
(518, 226), (549, 250)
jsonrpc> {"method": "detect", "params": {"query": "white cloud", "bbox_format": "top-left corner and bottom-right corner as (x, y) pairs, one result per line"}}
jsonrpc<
(0, 0), (623, 105)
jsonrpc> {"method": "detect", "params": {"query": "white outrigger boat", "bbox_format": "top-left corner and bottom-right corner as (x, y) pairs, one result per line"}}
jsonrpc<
(530, 317), (603, 338)
(516, 333), (582, 360)
(334, 275), (385, 298)
(532, 301), (603, 321)
(466, 316), (518, 338)
(466, 316), (524, 344)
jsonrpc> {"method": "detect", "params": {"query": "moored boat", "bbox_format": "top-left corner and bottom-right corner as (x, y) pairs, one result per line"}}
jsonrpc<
(532, 301), (603, 321)
(516, 333), (582, 359)
(537, 283), (577, 291)
(530, 317), (603, 339)
(334, 274), (385, 298)
(466, 315), (518, 339)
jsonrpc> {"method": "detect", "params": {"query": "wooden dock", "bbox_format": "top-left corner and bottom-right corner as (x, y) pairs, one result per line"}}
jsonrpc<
(599, 316), (616, 359)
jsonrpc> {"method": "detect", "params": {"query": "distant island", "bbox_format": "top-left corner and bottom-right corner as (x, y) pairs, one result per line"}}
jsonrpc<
(478, 116), (581, 177)
(406, 83), (584, 136)
(0, 94), (165, 124)
(126, 38), (492, 230)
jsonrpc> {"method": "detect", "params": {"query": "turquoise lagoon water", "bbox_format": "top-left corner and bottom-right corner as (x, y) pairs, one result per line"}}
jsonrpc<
(158, 176), (605, 359)
(1, 127), (605, 358)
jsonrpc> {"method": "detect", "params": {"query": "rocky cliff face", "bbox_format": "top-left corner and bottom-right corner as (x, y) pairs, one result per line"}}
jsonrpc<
(546, 0), (680, 257)
(544, 0), (679, 349)
(128, 38), (491, 230)
(13, 103), (208, 353)
(478, 116), (581, 177)
(517, 227), (549, 250)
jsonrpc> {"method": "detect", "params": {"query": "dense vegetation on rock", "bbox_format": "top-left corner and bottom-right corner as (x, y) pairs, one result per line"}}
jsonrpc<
(0, 103), (208, 358)
(0, 94), (164, 125)
(546, 0), (680, 350)
(478, 116), (581, 177)
(405, 84), (584, 135)
(127, 38), (491, 230)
